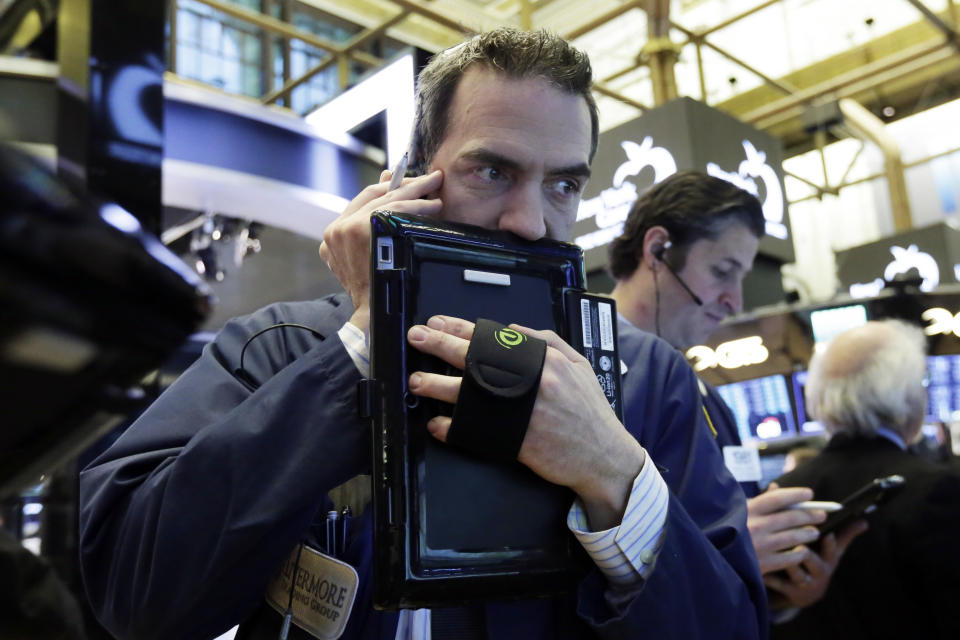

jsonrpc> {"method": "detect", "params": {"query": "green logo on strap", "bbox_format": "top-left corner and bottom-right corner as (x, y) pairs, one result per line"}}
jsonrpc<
(494, 327), (525, 349)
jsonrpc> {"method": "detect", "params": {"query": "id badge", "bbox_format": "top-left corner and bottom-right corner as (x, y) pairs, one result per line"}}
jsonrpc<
(265, 544), (358, 639)
(722, 444), (762, 483)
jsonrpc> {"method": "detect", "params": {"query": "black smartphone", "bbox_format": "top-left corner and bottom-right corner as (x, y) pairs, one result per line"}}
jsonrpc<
(819, 474), (906, 536)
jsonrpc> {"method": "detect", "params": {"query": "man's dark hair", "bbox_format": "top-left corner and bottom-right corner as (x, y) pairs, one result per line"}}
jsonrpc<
(608, 170), (765, 280)
(410, 28), (599, 175)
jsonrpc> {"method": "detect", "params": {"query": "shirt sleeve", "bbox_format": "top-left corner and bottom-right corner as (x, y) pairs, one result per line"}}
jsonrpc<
(566, 452), (669, 586)
(338, 321), (370, 377)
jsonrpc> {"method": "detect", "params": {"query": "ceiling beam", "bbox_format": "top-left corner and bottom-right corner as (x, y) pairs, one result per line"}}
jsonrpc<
(905, 0), (960, 53)
(593, 81), (649, 111)
(563, 0), (643, 41)
(698, 0), (782, 38)
(260, 10), (410, 104)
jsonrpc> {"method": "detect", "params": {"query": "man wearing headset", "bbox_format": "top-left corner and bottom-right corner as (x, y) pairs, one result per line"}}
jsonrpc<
(79, 31), (766, 640)
(606, 170), (867, 616)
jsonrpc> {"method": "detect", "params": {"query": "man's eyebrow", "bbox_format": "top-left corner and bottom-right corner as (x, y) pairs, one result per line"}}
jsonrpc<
(721, 256), (746, 270)
(459, 149), (522, 172)
(547, 163), (592, 180)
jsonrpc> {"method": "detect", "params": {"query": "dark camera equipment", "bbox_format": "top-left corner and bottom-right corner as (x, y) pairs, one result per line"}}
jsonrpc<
(0, 144), (212, 499)
(364, 212), (623, 609)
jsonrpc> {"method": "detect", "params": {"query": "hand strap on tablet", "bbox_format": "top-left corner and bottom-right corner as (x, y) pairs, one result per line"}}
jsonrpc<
(447, 318), (546, 462)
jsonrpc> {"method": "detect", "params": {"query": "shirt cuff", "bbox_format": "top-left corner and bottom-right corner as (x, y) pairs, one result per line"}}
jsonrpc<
(567, 452), (668, 587)
(338, 321), (370, 377)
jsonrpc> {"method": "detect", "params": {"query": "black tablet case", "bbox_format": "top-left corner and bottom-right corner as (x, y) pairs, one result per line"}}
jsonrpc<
(367, 212), (621, 609)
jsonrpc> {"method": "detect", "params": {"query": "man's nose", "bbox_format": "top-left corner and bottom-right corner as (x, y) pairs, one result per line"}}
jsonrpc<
(720, 282), (744, 315)
(497, 183), (547, 240)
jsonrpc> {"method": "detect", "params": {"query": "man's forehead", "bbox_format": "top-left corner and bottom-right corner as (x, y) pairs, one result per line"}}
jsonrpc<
(694, 223), (760, 265)
(442, 67), (593, 163)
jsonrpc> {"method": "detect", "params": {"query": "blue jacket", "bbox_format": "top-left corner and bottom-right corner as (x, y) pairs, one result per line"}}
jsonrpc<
(78, 295), (767, 639)
(701, 381), (761, 499)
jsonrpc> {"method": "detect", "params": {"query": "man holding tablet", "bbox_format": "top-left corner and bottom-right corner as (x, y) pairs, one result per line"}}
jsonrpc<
(80, 28), (765, 640)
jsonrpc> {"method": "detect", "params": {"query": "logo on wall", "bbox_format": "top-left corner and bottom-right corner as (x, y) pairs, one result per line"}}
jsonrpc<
(575, 137), (787, 251)
(685, 336), (769, 372)
(575, 137), (676, 251)
(922, 307), (960, 337)
(848, 244), (940, 298)
(706, 140), (787, 240)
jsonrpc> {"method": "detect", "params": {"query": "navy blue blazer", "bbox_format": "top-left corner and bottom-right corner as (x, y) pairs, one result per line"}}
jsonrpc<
(78, 295), (767, 639)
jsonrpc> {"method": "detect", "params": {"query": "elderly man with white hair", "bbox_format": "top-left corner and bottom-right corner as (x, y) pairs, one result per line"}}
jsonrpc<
(773, 319), (960, 640)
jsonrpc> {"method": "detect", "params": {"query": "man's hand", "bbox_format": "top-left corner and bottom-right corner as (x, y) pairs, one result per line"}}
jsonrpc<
(747, 483), (826, 574)
(406, 315), (646, 531)
(319, 169), (443, 331)
(763, 520), (868, 610)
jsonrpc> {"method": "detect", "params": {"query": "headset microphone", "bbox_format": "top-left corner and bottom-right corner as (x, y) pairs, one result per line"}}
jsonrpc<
(653, 241), (704, 307)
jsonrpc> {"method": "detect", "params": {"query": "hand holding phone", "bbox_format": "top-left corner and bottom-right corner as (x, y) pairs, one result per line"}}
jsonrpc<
(818, 474), (905, 536)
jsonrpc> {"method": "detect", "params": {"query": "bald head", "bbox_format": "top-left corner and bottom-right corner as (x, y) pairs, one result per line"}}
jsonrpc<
(806, 320), (927, 440)
(819, 322), (904, 379)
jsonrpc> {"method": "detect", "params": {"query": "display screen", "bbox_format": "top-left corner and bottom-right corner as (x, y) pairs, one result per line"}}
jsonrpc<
(716, 374), (798, 443)
(791, 370), (825, 435)
(810, 304), (868, 345)
(926, 354), (960, 421)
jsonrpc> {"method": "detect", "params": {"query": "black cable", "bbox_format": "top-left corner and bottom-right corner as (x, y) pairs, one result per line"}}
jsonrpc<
(236, 323), (324, 392)
(653, 267), (661, 339)
(278, 542), (306, 640)
(231, 321), (324, 637)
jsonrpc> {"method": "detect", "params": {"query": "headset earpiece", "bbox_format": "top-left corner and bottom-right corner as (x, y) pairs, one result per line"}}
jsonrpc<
(653, 240), (672, 262)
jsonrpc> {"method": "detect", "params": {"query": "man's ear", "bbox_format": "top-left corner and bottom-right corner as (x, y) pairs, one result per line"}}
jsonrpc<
(642, 226), (671, 270)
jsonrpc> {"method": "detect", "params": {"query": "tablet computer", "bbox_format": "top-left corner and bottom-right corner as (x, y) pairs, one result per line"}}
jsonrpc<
(366, 212), (621, 609)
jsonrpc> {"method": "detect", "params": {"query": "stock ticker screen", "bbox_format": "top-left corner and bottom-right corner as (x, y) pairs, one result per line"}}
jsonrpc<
(717, 374), (798, 444)
(926, 354), (960, 422)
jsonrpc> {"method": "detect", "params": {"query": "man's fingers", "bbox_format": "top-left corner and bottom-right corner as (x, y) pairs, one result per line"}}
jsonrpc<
(799, 546), (830, 579)
(784, 563), (812, 585)
(748, 486), (815, 515)
(408, 371), (461, 404)
(760, 547), (809, 574)
(763, 573), (789, 594)
(407, 323), (470, 369)
(383, 198), (444, 217)
(753, 526), (820, 555)
(340, 169), (443, 220)
(382, 169), (443, 206)
(818, 531), (838, 563)
(510, 323), (583, 362)
(425, 315), (476, 341)
(426, 415), (452, 442)
(749, 508), (824, 536)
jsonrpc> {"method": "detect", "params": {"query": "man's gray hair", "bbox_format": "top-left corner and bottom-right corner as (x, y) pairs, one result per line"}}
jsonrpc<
(410, 27), (598, 175)
(805, 319), (928, 439)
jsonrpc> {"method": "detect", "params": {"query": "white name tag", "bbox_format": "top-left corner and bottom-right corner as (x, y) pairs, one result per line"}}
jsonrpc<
(722, 444), (762, 483)
(265, 544), (358, 639)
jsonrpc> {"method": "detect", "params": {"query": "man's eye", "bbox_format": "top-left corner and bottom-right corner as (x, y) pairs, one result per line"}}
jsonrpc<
(712, 266), (733, 280)
(550, 178), (582, 197)
(474, 166), (504, 182)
